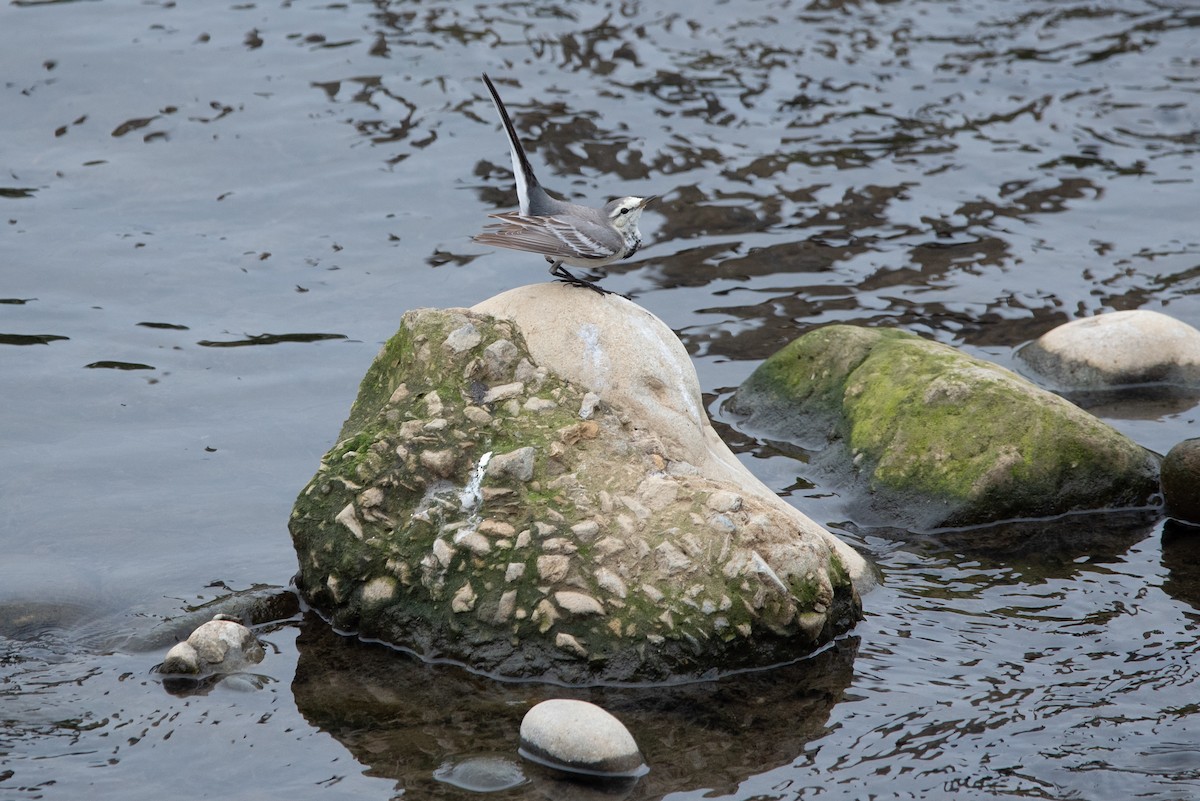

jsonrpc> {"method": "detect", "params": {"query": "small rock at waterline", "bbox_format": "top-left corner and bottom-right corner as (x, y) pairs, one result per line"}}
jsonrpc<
(518, 699), (647, 778)
(1162, 438), (1200, 525)
(1018, 310), (1200, 388)
(160, 615), (265, 675)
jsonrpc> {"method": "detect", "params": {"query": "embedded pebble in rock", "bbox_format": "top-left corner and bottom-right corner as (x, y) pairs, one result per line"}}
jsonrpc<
(419, 448), (457, 478)
(519, 699), (647, 778)
(494, 589), (518, 623)
(523, 396), (557, 412)
(553, 590), (605, 616)
(536, 554), (570, 583)
(555, 632), (588, 657)
(706, 490), (743, 513)
(487, 446), (535, 483)
(1018, 310), (1200, 388)
(452, 582), (477, 612)
(595, 568), (628, 599)
(444, 323), (483, 354)
(570, 520), (600, 541)
(463, 405), (491, 425)
(160, 615), (264, 675)
(482, 381), (525, 404)
(1162, 438), (1200, 524)
(424, 390), (445, 417)
(482, 338), (520, 380)
(454, 531), (491, 556)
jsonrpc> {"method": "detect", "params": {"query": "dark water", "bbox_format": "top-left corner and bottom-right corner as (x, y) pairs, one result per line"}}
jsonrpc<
(3, 0), (1199, 799)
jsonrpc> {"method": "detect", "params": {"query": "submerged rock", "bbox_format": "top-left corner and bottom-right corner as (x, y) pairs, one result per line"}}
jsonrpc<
(433, 755), (527, 792)
(728, 325), (1161, 530)
(1018, 310), (1200, 389)
(519, 699), (646, 779)
(288, 285), (866, 683)
(160, 615), (265, 675)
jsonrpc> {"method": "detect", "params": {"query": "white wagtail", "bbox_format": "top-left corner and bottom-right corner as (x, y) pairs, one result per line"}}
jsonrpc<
(473, 73), (655, 294)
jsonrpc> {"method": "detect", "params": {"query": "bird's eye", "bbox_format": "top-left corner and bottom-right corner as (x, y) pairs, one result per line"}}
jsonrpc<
(618, 207), (630, 215)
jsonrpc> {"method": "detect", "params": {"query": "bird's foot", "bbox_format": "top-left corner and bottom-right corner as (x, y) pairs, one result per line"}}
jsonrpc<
(549, 262), (624, 297)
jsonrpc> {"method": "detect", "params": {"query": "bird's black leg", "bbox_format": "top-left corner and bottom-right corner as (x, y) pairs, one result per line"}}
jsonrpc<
(547, 259), (611, 296)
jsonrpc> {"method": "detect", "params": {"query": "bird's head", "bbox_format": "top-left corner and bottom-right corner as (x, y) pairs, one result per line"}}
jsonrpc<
(605, 195), (656, 236)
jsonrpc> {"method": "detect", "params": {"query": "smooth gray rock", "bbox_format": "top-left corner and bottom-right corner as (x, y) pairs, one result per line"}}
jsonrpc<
(518, 699), (646, 778)
(1019, 310), (1200, 388)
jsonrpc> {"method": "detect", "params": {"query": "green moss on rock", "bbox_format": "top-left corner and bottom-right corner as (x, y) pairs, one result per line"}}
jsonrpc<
(729, 325), (1160, 528)
(289, 308), (862, 683)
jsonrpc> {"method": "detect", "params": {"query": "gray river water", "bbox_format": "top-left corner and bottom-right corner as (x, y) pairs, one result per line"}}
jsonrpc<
(3, 1), (1199, 799)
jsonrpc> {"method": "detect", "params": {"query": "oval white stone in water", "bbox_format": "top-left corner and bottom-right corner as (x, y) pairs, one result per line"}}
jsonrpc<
(518, 699), (647, 778)
(1019, 309), (1200, 387)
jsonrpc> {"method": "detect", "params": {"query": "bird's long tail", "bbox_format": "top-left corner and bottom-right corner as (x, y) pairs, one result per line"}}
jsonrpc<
(482, 73), (543, 216)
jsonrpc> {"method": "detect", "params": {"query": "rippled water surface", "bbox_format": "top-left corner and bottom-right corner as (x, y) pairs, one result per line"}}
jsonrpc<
(3, 0), (1199, 799)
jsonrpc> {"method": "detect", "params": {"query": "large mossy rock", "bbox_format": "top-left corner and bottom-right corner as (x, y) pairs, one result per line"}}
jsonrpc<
(289, 286), (866, 684)
(727, 325), (1161, 529)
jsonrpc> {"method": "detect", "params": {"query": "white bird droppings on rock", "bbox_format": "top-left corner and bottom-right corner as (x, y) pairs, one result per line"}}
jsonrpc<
(519, 699), (647, 778)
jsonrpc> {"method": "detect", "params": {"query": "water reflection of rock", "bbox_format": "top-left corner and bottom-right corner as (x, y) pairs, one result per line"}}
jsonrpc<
(1062, 386), (1200, 423)
(1161, 521), (1200, 611)
(291, 615), (857, 799)
(854, 509), (1160, 577)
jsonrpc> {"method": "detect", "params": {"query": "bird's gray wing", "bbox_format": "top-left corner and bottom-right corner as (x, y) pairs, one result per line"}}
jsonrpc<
(473, 212), (620, 262)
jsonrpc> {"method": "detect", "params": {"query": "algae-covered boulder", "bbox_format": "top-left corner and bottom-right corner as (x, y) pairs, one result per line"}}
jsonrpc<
(727, 325), (1160, 529)
(289, 287), (864, 684)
